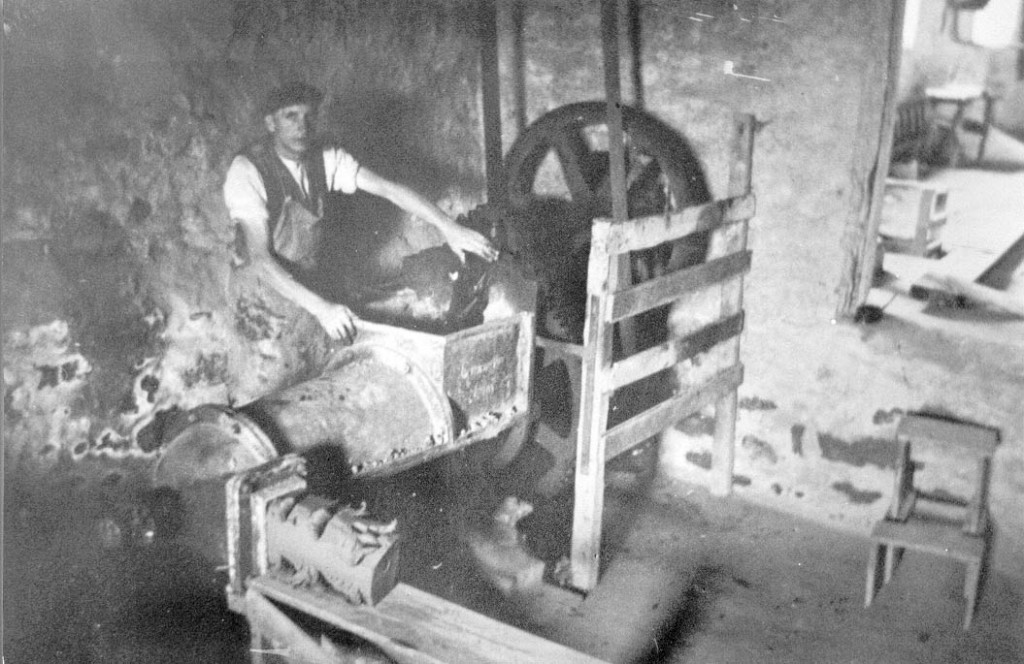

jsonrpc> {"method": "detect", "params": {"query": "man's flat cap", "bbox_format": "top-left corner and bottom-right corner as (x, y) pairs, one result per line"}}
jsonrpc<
(262, 82), (324, 115)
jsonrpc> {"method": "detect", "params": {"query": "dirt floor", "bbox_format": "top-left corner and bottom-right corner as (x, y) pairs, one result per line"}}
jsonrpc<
(4, 450), (1022, 664)
(505, 471), (1024, 664)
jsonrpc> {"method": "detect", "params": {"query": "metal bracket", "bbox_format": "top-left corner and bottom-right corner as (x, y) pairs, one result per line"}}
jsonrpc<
(225, 454), (308, 614)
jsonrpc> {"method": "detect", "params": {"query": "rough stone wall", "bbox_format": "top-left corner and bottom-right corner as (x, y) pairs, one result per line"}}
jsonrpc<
(2, 0), (488, 491)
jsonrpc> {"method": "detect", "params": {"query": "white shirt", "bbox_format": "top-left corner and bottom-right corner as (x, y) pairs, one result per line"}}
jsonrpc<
(223, 146), (361, 227)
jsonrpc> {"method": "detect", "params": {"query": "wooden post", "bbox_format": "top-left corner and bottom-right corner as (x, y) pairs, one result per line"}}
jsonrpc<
(710, 114), (754, 497)
(603, 0), (638, 355)
(620, 0), (644, 110)
(566, 0), (629, 592)
(602, 0), (628, 224)
(842, 0), (907, 315)
(479, 0), (506, 210)
(569, 278), (616, 591)
(510, 0), (528, 134)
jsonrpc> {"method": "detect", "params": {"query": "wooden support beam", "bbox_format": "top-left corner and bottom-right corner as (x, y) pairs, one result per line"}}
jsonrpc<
(479, 0), (506, 210)
(510, 0), (528, 134)
(710, 113), (755, 497)
(564, 0), (631, 593)
(844, 0), (907, 315)
(617, 0), (644, 109)
(602, 0), (628, 225)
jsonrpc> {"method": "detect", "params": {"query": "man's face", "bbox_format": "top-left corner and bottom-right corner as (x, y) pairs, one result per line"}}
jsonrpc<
(265, 103), (317, 160)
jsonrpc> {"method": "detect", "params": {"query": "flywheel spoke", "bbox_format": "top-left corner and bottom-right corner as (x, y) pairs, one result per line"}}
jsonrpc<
(550, 128), (594, 204)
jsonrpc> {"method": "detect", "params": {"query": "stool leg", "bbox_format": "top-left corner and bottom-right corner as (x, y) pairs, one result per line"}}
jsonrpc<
(865, 542), (885, 607)
(977, 94), (994, 162)
(950, 102), (967, 168)
(883, 545), (903, 584)
(964, 560), (981, 630)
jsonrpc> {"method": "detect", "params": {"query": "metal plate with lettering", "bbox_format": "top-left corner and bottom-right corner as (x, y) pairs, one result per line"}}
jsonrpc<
(444, 320), (521, 423)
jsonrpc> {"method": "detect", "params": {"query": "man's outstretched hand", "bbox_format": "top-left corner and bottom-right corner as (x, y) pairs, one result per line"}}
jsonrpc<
(443, 224), (499, 263)
(312, 300), (357, 343)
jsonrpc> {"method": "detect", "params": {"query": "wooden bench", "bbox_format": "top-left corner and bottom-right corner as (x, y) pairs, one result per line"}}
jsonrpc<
(864, 414), (999, 630)
(878, 178), (948, 257)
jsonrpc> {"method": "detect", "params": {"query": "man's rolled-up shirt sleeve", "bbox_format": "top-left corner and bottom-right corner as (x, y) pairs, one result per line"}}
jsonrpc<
(223, 155), (270, 227)
(323, 147), (360, 194)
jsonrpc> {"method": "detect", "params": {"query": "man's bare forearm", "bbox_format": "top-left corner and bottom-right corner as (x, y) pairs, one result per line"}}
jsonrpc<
(355, 167), (497, 261)
(251, 253), (329, 313)
(233, 216), (356, 342)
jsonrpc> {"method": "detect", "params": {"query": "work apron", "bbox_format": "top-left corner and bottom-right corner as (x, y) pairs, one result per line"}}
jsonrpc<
(227, 194), (332, 403)
(272, 195), (325, 276)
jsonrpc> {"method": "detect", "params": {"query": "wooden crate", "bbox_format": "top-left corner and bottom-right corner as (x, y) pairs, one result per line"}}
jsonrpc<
(542, 114), (755, 591)
(878, 178), (948, 257)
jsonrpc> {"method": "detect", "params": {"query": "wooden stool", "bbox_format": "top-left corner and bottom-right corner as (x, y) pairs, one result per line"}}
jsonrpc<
(879, 179), (948, 257)
(864, 414), (999, 630)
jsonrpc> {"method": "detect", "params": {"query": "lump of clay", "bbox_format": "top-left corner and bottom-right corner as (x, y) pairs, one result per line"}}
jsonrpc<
(353, 247), (491, 333)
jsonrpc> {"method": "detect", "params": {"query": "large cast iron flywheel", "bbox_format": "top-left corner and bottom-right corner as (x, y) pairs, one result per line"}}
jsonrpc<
(505, 101), (710, 215)
(501, 102), (713, 496)
(502, 100), (712, 344)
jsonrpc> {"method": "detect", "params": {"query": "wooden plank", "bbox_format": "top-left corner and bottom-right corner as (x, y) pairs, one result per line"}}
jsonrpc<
(845, 0), (906, 313)
(610, 312), (745, 388)
(571, 302), (615, 591)
(610, 250), (751, 322)
(871, 517), (985, 562)
(915, 273), (1024, 317)
(602, 0), (628, 225)
(934, 247), (1018, 284)
(595, 193), (755, 255)
(248, 589), (369, 664)
(621, 0), (644, 109)
(249, 577), (608, 664)
(978, 230), (1024, 288)
(885, 223), (1024, 303)
(536, 335), (586, 358)
(897, 414), (999, 457)
(604, 364), (744, 461)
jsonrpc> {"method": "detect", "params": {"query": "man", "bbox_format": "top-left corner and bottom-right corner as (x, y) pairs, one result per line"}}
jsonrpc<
(223, 82), (497, 343)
